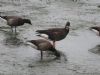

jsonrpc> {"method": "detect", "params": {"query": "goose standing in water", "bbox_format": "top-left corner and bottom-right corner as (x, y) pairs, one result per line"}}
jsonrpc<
(0, 16), (32, 34)
(27, 39), (61, 60)
(36, 21), (70, 48)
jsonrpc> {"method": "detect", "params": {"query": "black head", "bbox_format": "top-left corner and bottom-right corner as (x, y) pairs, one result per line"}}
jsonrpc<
(50, 47), (61, 58)
(55, 50), (61, 58)
(65, 21), (70, 29)
(23, 19), (32, 25)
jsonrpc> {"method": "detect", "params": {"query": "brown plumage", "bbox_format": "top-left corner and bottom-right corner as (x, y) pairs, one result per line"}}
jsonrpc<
(90, 26), (100, 36)
(0, 16), (32, 34)
(36, 21), (70, 47)
(28, 39), (61, 60)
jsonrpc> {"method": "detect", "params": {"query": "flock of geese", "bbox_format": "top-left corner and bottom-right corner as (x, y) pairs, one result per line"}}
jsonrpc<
(0, 16), (99, 60)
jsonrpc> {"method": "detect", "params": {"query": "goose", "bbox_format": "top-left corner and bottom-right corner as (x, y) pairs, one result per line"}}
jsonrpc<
(0, 16), (32, 34)
(36, 21), (70, 48)
(27, 39), (61, 60)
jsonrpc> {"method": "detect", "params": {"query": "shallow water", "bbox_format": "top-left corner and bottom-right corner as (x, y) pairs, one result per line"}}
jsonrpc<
(0, 0), (100, 75)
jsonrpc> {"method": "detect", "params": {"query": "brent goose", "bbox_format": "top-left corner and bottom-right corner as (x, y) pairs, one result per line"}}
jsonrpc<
(36, 21), (70, 48)
(28, 39), (61, 60)
(0, 16), (32, 34)
(90, 26), (100, 36)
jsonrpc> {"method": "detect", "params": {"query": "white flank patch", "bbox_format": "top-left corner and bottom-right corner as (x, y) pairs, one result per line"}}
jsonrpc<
(39, 34), (49, 39)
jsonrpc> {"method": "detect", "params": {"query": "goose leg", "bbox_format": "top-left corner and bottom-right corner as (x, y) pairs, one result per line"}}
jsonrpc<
(53, 41), (56, 48)
(11, 26), (13, 33)
(41, 50), (43, 60)
(15, 26), (17, 34)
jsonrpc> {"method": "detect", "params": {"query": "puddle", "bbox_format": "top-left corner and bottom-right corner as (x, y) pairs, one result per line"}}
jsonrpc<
(3, 36), (23, 47)
(0, 0), (100, 75)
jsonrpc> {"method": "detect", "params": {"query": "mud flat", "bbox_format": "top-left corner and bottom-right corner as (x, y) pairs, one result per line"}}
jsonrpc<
(0, 0), (100, 75)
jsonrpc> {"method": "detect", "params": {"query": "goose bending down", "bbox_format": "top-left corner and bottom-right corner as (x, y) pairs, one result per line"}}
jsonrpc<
(27, 39), (61, 60)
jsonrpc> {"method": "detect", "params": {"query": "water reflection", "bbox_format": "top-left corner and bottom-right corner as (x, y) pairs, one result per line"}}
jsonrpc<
(0, 27), (23, 47)
(4, 36), (23, 47)
(28, 57), (61, 68)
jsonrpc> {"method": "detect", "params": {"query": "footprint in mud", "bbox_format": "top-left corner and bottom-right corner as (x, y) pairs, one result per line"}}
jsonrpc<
(89, 45), (100, 55)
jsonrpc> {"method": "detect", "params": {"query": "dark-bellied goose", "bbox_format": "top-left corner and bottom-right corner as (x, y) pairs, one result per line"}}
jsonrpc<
(36, 21), (70, 48)
(28, 39), (61, 60)
(0, 16), (32, 34)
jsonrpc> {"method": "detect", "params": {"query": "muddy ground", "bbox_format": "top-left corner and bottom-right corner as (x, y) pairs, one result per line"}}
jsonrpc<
(0, 0), (100, 75)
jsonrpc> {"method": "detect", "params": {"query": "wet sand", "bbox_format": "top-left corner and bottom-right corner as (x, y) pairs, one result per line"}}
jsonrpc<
(0, 0), (100, 75)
